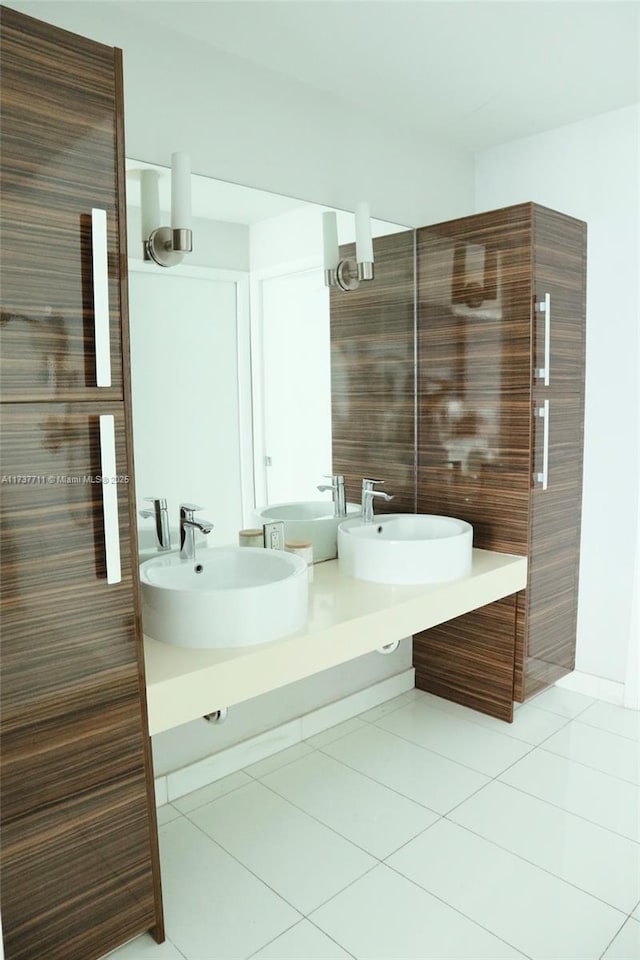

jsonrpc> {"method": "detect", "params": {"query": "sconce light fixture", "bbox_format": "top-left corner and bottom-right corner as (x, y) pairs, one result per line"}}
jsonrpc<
(140, 152), (193, 267)
(323, 202), (374, 292)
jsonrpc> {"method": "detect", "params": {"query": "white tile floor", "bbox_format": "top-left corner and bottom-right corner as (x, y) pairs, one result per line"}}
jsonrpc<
(106, 687), (640, 960)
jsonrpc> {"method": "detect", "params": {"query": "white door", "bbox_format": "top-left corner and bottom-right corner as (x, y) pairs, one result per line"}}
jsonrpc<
(259, 268), (333, 504)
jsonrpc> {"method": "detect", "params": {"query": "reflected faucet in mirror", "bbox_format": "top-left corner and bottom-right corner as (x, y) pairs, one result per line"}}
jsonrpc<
(316, 474), (346, 517)
(139, 497), (172, 552)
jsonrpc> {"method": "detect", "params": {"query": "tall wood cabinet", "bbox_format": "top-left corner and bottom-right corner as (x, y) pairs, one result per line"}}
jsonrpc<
(331, 204), (586, 722)
(414, 203), (586, 718)
(0, 8), (164, 958)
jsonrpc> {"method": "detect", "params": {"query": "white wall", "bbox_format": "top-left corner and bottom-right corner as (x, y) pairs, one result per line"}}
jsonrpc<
(13, 1), (475, 227)
(475, 105), (640, 687)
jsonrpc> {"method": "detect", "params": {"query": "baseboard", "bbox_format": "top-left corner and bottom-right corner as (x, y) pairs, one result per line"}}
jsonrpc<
(154, 667), (415, 805)
(555, 670), (625, 706)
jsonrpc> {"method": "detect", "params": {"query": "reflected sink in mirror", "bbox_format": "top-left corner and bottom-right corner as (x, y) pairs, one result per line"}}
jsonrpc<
(255, 501), (361, 562)
(337, 514), (473, 585)
(140, 547), (308, 649)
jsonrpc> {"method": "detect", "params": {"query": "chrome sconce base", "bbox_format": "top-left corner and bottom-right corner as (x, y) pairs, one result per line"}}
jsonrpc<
(144, 227), (193, 268)
(325, 259), (374, 292)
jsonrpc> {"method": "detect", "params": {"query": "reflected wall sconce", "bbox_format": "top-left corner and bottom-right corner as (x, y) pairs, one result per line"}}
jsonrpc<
(323, 202), (374, 292)
(140, 152), (193, 267)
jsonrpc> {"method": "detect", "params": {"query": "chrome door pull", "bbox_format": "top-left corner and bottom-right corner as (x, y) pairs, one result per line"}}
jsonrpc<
(99, 414), (121, 583)
(535, 293), (551, 386)
(535, 400), (550, 491)
(92, 208), (111, 387)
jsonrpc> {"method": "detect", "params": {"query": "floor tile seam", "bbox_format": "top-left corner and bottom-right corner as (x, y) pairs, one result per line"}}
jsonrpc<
(169, 776), (255, 815)
(403, 696), (577, 747)
(313, 742), (448, 817)
(573, 716), (640, 745)
(305, 860), (380, 918)
(437, 814), (636, 916)
(357, 695), (417, 725)
(598, 912), (638, 960)
(175, 811), (308, 920)
(254, 772), (429, 862)
(243, 746), (319, 782)
(303, 916), (358, 959)
(379, 858), (532, 960)
(494, 776), (640, 846)
(530, 697), (597, 721)
(537, 743), (640, 788)
(243, 917), (318, 960)
(375, 702), (559, 752)
(369, 719), (527, 778)
(303, 726), (367, 750)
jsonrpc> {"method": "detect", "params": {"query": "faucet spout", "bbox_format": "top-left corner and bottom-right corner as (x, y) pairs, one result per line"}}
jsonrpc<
(361, 478), (394, 524)
(179, 503), (214, 560)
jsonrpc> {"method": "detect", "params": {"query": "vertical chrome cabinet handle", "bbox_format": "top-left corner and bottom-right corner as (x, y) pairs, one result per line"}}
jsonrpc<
(535, 293), (551, 386)
(99, 414), (122, 584)
(535, 400), (550, 491)
(91, 208), (111, 387)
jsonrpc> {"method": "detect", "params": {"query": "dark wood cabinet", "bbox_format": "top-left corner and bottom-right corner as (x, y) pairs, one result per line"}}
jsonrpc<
(0, 8), (163, 959)
(415, 202), (586, 716)
(0, 6), (125, 401)
(331, 203), (586, 721)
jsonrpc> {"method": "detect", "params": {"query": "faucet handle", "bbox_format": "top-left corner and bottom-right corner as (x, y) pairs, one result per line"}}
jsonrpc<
(144, 496), (167, 508)
(362, 477), (385, 492)
(180, 502), (203, 513)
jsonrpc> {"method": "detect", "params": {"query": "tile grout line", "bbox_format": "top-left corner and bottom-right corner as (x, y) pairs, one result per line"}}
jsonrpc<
(536, 742), (640, 788)
(380, 855), (533, 960)
(437, 814), (633, 917)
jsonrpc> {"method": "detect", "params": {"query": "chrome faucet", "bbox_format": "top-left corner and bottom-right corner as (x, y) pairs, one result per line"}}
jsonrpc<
(139, 497), (172, 552)
(361, 478), (394, 524)
(179, 503), (213, 560)
(317, 474), (346, 517)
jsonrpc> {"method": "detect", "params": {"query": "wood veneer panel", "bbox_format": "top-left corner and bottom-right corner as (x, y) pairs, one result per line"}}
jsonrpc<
(0, 402), (158, 958)
(0, 6), (123, 401)
(416, 204), (533, 554)
(330, 230), (416, 512)
(2, 784), (156, 960)
(414, 595), (517, 721)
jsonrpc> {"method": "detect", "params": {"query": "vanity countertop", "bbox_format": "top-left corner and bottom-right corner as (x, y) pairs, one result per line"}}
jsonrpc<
(144, 548), (527, 735)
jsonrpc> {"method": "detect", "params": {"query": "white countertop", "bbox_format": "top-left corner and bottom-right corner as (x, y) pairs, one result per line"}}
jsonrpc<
(144, 548), (527, 735)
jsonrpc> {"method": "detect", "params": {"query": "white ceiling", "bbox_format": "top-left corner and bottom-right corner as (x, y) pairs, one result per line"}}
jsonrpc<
(118, 0), (639, 151)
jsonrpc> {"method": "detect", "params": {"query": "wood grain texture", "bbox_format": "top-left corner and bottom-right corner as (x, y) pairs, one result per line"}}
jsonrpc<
(416, 203), (533, 555)
(113, 43), (164, 941)
(520, 205), (586, 699)
(0, 9), (163, 957)
(330, 230), (416, 513)
(414, 203), (585, 712)
(0, 404), (158, 959)
(329, 203), (585, 719)
(414, 595), (518, 722)
(0, 5), (123, 401)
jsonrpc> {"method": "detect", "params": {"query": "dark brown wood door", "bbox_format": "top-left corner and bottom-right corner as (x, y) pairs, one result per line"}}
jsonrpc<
(517, 206), (586, 699)
(331, 231), (416, 513)
(0, 403), (159, 960)
(416, 204), (534, 555)
(0, 7), (124, 402)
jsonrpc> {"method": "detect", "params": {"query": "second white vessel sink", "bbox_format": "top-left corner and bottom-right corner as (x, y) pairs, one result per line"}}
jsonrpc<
(338, 513), (473, 585)
(140, 547), (308, 649)
(255, 500), (361, 562)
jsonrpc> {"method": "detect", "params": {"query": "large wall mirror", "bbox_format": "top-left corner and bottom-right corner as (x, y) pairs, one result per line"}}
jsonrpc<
(125, 161), (409, 551)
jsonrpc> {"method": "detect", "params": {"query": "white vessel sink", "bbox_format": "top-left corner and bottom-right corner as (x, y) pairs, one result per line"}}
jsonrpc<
(337, 514), (473, 585)
(255, 500), (361, 562)
(140, 547), (308, 649)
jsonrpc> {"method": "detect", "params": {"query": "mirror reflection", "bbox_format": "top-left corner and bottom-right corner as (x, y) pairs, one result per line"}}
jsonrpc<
(125, 160), (409, 551)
